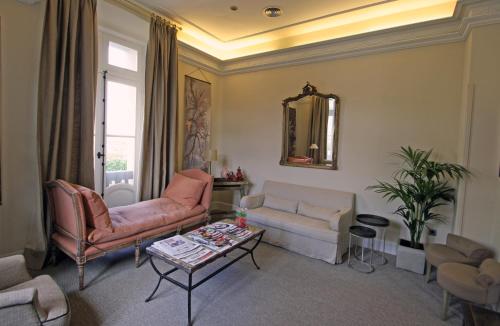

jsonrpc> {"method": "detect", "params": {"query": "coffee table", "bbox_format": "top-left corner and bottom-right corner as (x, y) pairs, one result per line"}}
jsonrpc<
(145, 220), (265, 325)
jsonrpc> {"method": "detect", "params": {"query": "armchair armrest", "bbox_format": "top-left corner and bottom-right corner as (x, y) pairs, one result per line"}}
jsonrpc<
(240, 193), (265, 209)
(0, 255), (32, 290)
(0, 288), (43, 325)
(446, 234), (493, 263)
(328, 208), (352, 232)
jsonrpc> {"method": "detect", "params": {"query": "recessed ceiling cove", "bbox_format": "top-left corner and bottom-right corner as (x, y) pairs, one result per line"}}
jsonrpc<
(138, 0), (458, 60)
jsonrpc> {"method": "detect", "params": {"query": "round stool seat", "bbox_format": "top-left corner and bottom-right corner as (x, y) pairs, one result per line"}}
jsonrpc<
(356, 214), (389, 227)
(349, 225), (376, 238)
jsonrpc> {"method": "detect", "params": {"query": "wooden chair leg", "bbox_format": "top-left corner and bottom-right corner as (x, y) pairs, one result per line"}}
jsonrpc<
(135, 240), (142, 268)
(441, 289), (450, 320)
(77, 260), (85, 290)
(425, 261), (432, 283)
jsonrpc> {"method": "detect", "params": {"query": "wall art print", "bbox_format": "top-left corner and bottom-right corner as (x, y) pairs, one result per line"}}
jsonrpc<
(183, 76), (211, 171)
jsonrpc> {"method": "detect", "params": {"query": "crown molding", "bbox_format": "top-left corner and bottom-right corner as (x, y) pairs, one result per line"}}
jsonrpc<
(177, 0), (500, 76)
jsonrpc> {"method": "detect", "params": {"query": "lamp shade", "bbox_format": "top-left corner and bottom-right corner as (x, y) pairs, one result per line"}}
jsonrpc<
(309, 144), (319, 150)
(209, 149), (218, 161)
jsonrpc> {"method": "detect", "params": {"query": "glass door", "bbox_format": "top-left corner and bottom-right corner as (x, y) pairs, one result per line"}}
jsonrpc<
(95, 31), (144, 207)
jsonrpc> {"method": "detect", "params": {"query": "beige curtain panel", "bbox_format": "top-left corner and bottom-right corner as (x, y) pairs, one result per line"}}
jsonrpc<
(307, 96), (329, 164)
(33, 0), (98, 269)
(140, 16), (178, 200)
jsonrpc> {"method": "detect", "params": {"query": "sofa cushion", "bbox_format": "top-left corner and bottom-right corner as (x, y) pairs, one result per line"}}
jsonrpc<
(298, 201), (339, 221)
(3, 275), (68, 322)
(88, 197), (205, 243)
(72, 184), (113, 232)
(263, 194), (298, 214)
(247, 207), (338, 243)
(163, 173), (207, 209)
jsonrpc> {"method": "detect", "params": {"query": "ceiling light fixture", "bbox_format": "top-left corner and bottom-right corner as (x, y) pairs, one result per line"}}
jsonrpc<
(263, 6), (282, 18)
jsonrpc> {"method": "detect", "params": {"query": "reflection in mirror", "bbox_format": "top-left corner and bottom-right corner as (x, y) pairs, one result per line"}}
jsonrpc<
(281, 83), (339, 170)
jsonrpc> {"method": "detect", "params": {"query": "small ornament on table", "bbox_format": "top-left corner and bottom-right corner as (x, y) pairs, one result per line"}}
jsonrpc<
(235, 208), (247, 228)
(236, 166), (245, 181)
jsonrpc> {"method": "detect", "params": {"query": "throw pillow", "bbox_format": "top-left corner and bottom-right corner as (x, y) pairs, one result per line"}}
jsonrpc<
(297, 201), (339, 221)
(263, 194), (298, 213)
(163, 173), (207, 209)
(72, 184), (113, 232)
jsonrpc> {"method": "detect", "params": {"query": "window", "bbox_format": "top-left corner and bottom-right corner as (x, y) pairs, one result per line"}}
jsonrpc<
(95, 32), (145, 207)
(108, 41), (138, 71)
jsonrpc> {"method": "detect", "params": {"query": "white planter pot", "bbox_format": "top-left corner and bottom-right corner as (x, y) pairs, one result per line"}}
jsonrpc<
(396, 239), (426, 274)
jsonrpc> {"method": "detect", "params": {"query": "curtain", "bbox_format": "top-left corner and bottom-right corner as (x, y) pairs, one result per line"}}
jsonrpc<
(307, 96), (329, 164)
(140, 16), (178, 200)
(31, 0), (98, 269)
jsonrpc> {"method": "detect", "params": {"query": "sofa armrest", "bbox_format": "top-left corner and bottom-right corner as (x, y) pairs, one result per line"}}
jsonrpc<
(240, 193), (265, 209)
(0, 255), (32, 290)
(328, 208), (353, 232)
(0, 288), (43, 325)
(446, 234), (493, 263)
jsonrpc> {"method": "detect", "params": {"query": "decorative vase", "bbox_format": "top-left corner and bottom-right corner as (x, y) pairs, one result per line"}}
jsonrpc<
(396, 239), (426, 274)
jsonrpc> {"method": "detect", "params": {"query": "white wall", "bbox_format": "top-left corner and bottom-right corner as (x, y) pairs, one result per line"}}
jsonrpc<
(0, 0), (44, 257)
(459, 24), (500, 255)
(217, 42), (466, 249)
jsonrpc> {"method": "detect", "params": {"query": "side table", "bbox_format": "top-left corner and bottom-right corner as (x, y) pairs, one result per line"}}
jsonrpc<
(356, 214), (390, 265)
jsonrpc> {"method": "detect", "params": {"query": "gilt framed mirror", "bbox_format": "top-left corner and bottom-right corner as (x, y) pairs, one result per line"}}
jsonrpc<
(280, 82), (340, 170)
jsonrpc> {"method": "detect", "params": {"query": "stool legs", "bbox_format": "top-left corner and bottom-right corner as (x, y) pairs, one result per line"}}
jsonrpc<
(348, 233), (352, 265)
(441, 289), (450, 320)
(348, 234), (374, 273)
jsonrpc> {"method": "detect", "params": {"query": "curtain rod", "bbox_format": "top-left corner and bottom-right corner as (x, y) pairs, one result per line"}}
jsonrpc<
(104, 0), (182, 30)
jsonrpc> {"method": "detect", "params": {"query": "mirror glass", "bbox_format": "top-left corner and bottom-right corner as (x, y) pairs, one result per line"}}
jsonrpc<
(280, 83), (339, 170)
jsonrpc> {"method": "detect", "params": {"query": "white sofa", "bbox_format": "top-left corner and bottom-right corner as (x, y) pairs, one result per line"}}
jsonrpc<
(240, 181), (354, 264)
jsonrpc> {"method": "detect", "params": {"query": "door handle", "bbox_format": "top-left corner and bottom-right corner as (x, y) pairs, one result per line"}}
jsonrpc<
(97, 152), (105, 159)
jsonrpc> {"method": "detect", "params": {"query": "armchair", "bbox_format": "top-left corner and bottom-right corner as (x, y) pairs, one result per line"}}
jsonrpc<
(425, 233), (493, 283)
(0, 255), (70, 326)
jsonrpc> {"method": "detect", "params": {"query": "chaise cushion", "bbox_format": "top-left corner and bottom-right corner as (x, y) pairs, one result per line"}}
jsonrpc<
(247, 207), (338, 243)
(2, 275), (68, 322)
(163, 173), (207, 209)
(263, 194), (298, 214)
(298, 201), (339, 221)
(72, 184), (113, 232)
(88, 197), (205, 243)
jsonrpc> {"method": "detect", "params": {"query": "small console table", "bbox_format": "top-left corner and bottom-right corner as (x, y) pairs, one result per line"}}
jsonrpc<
(212, 179), (249, 198)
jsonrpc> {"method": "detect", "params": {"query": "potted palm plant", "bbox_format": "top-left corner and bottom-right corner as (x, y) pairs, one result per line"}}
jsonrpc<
(368, 146), (469, 274)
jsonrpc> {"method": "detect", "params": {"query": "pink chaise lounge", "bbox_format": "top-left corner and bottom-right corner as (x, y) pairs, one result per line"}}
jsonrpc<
(46, 169), (213, 290)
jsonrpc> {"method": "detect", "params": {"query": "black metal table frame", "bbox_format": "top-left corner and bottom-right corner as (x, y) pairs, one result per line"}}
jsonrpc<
(145, 232), (264, 326)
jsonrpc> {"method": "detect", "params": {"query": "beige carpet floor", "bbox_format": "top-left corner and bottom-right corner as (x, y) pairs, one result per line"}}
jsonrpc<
(40, 242), (462, 326)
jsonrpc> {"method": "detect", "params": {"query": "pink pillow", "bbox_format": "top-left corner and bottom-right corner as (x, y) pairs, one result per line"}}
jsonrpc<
(72, 184), (113, 232)
(162, 173), (207, 209)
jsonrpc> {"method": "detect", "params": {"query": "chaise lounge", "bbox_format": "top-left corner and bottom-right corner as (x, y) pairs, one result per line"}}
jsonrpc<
(46, 169), (213, 290)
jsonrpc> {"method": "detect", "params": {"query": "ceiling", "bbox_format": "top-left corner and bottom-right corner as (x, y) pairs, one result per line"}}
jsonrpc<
(138, 0), (458, 60)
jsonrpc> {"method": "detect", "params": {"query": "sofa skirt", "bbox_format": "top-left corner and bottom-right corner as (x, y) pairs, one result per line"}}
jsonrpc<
(249, 221), (345, 264)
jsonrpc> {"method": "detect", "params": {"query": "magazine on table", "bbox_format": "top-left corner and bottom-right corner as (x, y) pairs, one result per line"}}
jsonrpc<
(211, 222), (254, 240)
(151, 235), (216, 266)
(185, 226), (237, 252)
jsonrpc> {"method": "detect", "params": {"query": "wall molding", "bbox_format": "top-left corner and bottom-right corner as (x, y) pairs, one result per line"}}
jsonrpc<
(178, 0), (500, 75)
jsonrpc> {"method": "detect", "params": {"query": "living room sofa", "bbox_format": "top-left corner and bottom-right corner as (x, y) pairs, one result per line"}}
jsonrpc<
(240, 181), (354, 264)
(46, 169), (213, 290)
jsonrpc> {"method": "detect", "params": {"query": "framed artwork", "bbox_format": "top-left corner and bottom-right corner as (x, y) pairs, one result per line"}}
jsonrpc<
(183, 75), (211, 171)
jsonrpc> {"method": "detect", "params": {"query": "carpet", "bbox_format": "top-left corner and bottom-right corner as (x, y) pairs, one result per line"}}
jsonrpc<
(40, 243), (461, 326)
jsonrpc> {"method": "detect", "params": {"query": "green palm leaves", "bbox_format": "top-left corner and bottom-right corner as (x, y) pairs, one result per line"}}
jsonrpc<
(368, 146), (469, 248)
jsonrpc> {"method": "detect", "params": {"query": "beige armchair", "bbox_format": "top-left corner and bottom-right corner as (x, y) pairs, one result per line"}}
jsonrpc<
(0, 255), (70, 326)
(425, 233), (493, 282)
(438, 258), (500, 320)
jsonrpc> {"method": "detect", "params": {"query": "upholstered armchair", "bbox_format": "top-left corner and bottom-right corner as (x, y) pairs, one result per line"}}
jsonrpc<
(438, 258), (500, 320)
(425, 233), (493, 282)
(0, 255), (70, 326)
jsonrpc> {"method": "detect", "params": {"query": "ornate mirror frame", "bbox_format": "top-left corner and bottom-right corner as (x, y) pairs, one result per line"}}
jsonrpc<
(280, 82), (340, 170)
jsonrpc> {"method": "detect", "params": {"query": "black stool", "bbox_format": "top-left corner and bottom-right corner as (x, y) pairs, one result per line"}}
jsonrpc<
(348, 225), (376, 273)
(356, 214), (390, 265)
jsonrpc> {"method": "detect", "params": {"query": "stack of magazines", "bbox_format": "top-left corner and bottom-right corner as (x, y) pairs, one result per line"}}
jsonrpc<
(151, 235), (215, 265)
(150, 222), (255, 267)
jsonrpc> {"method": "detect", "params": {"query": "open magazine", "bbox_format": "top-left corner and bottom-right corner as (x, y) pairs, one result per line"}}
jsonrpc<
(151, 235), (215, 266)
